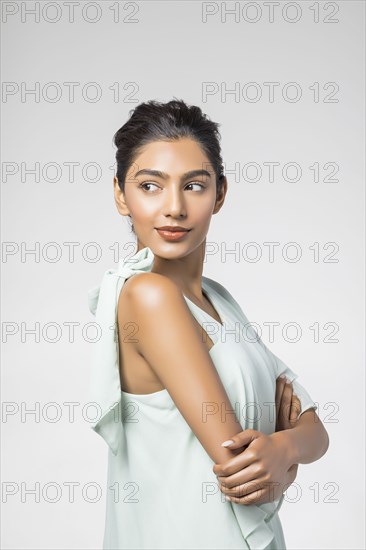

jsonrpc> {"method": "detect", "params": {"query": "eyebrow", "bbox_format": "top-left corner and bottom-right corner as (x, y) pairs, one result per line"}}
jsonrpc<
(134, 168), (212, 181)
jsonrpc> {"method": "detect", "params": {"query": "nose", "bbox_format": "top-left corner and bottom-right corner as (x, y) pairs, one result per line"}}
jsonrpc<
(162, 185), (187, 218)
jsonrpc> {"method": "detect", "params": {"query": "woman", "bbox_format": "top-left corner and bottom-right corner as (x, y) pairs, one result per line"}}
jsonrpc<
(88, 99), (329, 550)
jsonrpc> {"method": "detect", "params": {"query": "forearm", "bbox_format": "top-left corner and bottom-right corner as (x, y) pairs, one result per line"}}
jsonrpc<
(277, 408), (330, 465)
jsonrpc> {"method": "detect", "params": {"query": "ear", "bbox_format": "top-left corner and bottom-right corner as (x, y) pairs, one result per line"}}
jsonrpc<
(213, 176), (228, 215)
(113, 176), (130, 217)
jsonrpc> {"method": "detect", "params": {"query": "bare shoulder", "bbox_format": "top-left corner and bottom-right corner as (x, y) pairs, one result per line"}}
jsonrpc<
(120, 272), (217, 355)
(120, 271), (211, 357)
(116, 272), (190, 390)
(122, 271), (184, 309)
(118, 271), (188, 330)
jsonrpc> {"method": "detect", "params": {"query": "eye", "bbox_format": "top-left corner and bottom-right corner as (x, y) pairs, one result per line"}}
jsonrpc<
(185, 182), (206, 191)
(139, 181), (206, 193)
(139, 182), (160, 192)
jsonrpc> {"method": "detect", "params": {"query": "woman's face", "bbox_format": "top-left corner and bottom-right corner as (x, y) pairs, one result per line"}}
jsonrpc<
(114, 137), (227, 258)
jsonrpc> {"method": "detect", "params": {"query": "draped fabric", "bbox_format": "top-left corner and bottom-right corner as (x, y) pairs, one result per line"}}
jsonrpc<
(87, 246), (154, 455)
(87, 246), (317, 549)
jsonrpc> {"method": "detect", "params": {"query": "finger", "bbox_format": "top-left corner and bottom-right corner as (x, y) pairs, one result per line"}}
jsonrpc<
(221, 429), (260, 449)
(234, 486), (281, 506)
(228, 478), (285, 505)
(217, 463), (259, 489)
(222, 476), (267, 498)
(226, 484), (268, 505)
(275, 374), (287, 398)
(275, 375), (287, 425)
(279, 380), (293, 423)
(275, 374), (287, 397)
(290, 394), (301, 423)
(213, 437), (259, 477)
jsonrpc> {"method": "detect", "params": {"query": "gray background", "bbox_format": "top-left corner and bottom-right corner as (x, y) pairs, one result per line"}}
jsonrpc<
(2, 1), (365, 548)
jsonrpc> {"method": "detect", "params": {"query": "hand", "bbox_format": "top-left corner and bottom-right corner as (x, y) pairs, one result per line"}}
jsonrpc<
(275, 375), (302, 432)
(213, 429), (296, 506)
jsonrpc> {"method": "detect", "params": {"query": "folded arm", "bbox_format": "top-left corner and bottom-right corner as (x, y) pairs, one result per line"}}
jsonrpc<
(257, 337), (329, 464)
(122, 272), (246, 464)
(276, 407), (329, 465)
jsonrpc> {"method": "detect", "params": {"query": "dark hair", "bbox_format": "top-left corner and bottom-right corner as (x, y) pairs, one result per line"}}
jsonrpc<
(112, 99), (225, 234)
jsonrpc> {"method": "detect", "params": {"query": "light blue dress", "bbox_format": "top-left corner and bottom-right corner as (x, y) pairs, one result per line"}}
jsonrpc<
(88, 246), (317, 550)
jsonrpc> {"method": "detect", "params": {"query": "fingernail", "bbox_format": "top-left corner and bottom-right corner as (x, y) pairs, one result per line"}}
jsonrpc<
(221, 440), (234, 447)
(225, 496), (232, 501)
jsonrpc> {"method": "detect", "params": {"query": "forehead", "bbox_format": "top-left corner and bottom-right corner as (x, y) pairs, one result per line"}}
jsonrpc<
(131, 138), (214, 175)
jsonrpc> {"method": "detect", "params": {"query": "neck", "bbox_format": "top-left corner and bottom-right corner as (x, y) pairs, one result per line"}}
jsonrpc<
(139, 240), (207, 301)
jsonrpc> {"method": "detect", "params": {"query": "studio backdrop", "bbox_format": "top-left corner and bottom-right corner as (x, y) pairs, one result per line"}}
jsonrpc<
(2, 1), (365, 549)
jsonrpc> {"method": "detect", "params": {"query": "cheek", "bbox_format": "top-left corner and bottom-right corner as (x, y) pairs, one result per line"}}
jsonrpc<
(191, 200), (215, 222)
(129, 201), (157, 223)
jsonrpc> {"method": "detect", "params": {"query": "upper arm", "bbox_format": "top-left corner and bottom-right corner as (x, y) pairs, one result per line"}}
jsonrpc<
(122, 272), (244, 465)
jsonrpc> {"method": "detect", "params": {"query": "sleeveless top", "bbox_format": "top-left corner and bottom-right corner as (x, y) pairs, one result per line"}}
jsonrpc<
(87, 246), (317, 550)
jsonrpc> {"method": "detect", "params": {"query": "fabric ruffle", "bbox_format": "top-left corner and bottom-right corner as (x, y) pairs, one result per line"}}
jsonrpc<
(229, 494), (285, 549)
(87, 246), (155, 455)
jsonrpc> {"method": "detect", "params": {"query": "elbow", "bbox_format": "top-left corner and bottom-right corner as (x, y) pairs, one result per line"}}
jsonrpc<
(313, 409), (331, 459)
(305, 409), (330, 461)
(317, 419), (330, 460)
(322, 426), (330, 457)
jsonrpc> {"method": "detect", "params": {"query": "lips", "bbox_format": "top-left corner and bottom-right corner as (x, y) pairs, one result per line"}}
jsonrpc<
(155, 227), (191, 241)
(155, 227), (191, 232)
